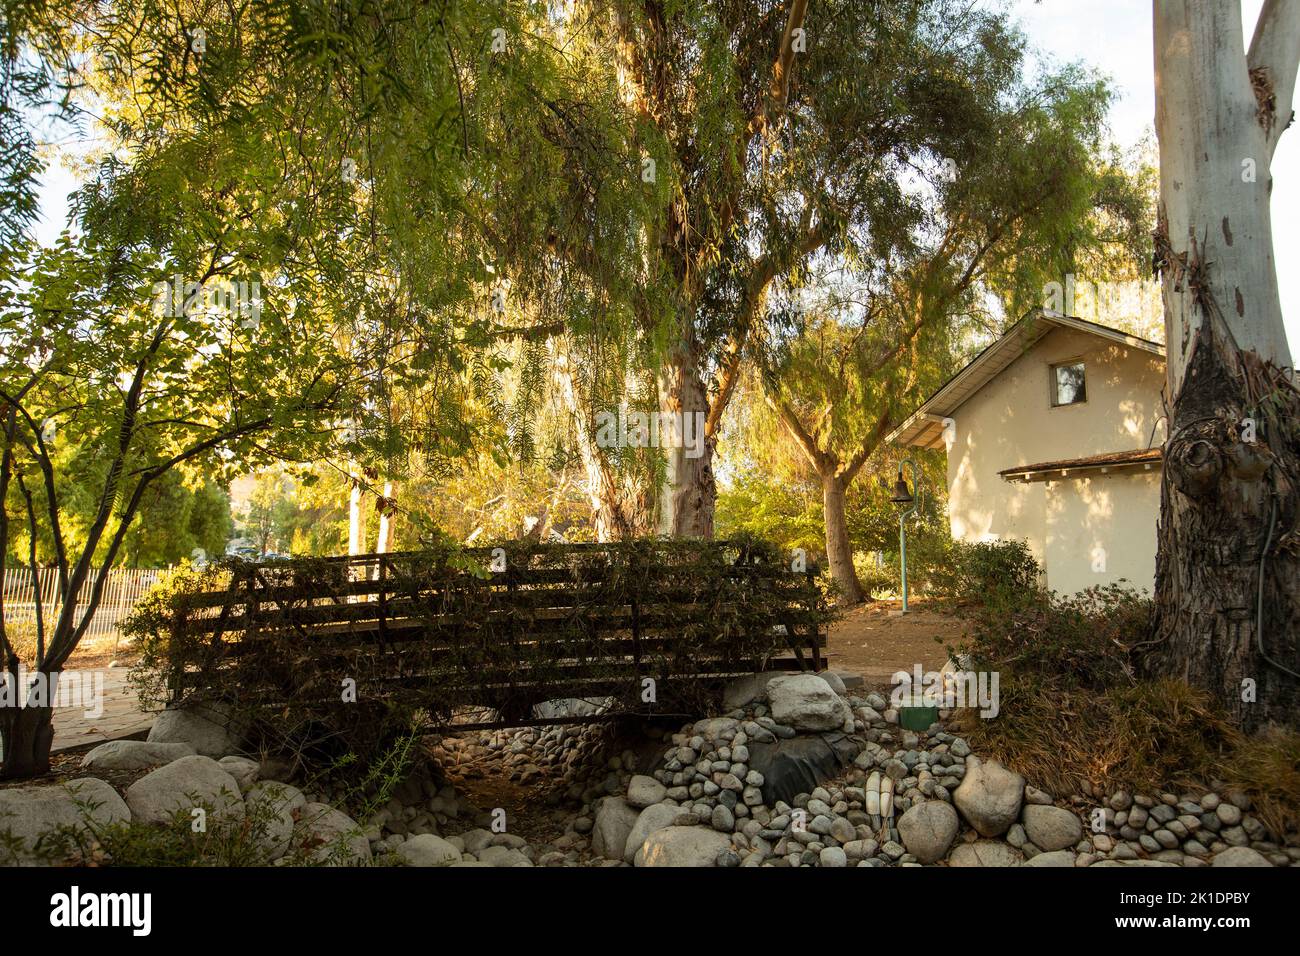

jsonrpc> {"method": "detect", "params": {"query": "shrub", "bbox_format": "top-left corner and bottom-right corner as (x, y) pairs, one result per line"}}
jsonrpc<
(951, 582), (1152, 691)
(928, 538), (1042, 604)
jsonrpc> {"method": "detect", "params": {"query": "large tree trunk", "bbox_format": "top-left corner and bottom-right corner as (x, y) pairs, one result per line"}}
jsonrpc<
(822, 472), (865, 604)
(660, 348), (716, 539)
(1148, 0), (1300, 731)
(0, 698), (54, 780)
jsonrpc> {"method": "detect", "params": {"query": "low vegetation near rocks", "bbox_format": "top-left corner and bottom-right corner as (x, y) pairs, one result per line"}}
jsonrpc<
(939, 542), (1300, 838)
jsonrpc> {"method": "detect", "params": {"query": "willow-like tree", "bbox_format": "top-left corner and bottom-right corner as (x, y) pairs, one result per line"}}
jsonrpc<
(757, 35), (1150, 602)
(0, 0), (533, 777)
(1148, 0), (1300, 730)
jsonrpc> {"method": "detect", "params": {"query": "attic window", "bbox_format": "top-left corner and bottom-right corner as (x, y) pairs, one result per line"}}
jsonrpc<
(1051, 361), (1087, 406)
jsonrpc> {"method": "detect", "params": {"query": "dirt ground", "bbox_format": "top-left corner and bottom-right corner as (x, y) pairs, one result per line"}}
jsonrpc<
(822, 598), (969, 692)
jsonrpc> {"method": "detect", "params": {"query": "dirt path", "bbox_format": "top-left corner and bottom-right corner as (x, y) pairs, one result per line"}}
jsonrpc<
(823, 598), (969, 692)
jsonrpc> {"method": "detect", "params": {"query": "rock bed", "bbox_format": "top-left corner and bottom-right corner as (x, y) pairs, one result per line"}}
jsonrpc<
(3, 676), (1296, 867)
(577, 672), (1300, 867)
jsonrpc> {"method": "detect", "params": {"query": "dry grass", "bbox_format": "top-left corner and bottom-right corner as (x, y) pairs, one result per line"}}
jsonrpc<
(957, 673), (1300, 841)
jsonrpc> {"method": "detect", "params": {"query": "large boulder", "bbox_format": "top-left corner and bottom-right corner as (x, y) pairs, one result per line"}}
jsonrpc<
(637, 826), (731, 867)
(591, 796), (640, 861)
(243, 780), (305, 861)
(146, 703), (243, 758)
(395, 833), (461, 867)
(80, 740), (195, 771)
(124, 755), (244, 825)
(296, 802), (371, 866)
(0, 778), (130, 865)
(1021, 804), (1083, 852)
(624, 803), (684, 864)
(953, 756), (1024, 837)
(946, 840), (1024, 867)
(766, 673), (852, 732)
(897, 799), (959, 864)
(1211, 846), (1273, 867)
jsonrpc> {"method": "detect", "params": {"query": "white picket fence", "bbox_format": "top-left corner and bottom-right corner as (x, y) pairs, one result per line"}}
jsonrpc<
(1, 566), (167, 649)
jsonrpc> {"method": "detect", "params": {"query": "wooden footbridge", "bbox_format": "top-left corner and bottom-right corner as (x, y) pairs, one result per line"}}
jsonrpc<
(147, 540), (827, 737)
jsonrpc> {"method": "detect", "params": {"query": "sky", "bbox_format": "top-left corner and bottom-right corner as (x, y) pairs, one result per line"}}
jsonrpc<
(28, 1), (1299, 354)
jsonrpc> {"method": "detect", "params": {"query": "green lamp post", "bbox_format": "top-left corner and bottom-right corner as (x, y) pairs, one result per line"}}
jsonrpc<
(889, 459), (923, 613)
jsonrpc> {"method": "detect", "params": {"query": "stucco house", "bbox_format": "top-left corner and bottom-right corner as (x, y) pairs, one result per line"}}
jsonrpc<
(885, 312), (1166, 595)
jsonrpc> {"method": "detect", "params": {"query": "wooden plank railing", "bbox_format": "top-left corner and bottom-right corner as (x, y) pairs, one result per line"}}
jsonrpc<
(150, 540), (827, 731)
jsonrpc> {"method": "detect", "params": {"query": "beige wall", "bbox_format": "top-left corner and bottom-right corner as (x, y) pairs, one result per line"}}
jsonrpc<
(945, 327), (1164, 593)
(1043, 470), (1161, 594)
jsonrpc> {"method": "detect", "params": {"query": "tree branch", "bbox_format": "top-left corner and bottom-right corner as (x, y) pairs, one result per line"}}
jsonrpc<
(1248, 0), (1300, 156)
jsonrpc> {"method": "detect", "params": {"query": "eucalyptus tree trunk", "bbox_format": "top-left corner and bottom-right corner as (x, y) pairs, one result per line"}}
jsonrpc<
(1148, 0), (1300, 730)
(660, 347), (717, 539)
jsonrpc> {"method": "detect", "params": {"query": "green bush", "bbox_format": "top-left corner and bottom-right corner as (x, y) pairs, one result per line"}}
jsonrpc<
(927, 538), (1042, 603)
(951, 582), (1153, 691)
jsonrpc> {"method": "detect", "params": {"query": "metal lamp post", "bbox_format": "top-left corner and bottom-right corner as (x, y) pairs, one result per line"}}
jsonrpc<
(889, 459), (923, 613)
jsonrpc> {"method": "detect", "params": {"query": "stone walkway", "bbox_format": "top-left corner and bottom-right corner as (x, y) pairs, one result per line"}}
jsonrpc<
(0, 668), (154, 760)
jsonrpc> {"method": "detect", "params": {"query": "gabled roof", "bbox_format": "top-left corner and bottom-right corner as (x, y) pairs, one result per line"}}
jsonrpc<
(884, 311), (1165, 450)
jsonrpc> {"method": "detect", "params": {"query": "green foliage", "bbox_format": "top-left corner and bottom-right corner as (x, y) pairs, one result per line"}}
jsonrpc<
(952, 582), (1152, 691)
(927, 539), (1043, 605)
(714, 471), (825, 557)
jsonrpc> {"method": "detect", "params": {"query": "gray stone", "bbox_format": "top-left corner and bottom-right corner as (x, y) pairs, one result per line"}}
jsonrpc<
(592, 796), (640, 861)
(638, 826), (730, 867)
(766, 673), (852, 732)
(1024, 849), (1076, 867)
(723, 673), (781, 710)
(296, 802), (371, 865)
(146, 703), (243, 757)
(624, 803), (683, 863)
(816, 671), (847, 695)
(953, 757), (1024, 837)
(243, 780), (304, 861)
(80, 740), (195, 772)
(897, 800), (959, 864)
(626, 775), (667, 808)
(124, 755), (244, 825)
(0, 778), (129, 865)
(1211, 846), (1272, 867)
(819, 846), (848, 867)
(217, 755), (260, 792)
(1021, 804), (1083, 852)
(1215, 803), (1243, 826)
(395, 833), (461, 867)
(947, 840), (1023, 867)
(476, 845), (531, 866)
